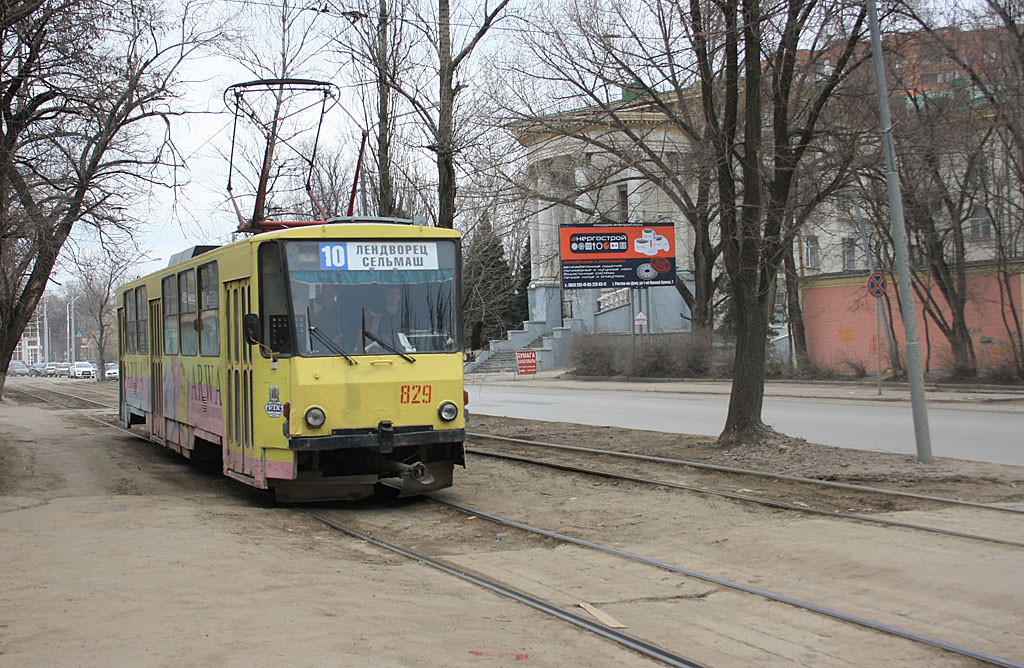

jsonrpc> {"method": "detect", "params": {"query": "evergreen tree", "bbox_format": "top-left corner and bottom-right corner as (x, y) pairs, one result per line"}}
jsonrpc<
(462, 214), (516, 345)
(507, 238), (531, 328)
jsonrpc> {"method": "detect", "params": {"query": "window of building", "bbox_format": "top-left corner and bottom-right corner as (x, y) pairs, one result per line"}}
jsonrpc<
(178, 269), (197, 355)
(162, 276), (178, 355)
(198, 262), (219, 356)
(125, 288), (137, 354)
(842, 237), (858, 270)
(967, 207), (992, 240)
(805, 236), (820, 268)
(616, 185), (629, 222)
(136, 285), (148, 354)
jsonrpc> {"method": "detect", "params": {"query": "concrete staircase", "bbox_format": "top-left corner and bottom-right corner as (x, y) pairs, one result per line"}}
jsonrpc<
(464, 319), (584, 374)
(468, 336), (544, 374)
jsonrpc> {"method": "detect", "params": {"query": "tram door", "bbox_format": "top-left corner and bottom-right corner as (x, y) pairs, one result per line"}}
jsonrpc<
(226, 279), (256, 476)
(149, 300), (164, 442)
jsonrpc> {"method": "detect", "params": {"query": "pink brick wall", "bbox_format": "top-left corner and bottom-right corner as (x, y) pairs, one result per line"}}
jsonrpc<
(800, 272), (1022, 374)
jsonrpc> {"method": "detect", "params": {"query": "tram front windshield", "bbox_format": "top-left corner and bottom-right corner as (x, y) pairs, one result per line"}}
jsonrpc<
(284, 239), (458, 357)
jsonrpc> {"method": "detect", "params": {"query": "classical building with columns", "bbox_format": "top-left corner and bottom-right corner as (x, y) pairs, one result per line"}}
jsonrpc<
(465, 93), (700, 372)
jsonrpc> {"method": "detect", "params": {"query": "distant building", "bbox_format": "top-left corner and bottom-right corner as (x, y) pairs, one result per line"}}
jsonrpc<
(797, 27), (1024, 375)
(510, 93), (696, 339)
(14, 310), (45, 364)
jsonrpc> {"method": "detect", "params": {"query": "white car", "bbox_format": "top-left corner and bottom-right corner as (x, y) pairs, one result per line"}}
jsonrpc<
(105, 363), (119, 380)
(71, 361), (95, 379)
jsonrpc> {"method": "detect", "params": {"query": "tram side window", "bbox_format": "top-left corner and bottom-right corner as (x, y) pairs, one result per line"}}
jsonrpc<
(162, 276), (178, 355)
(198, 262), (219, 356)
(136, 285), (148, 354)
(178, 269), (198, 356)
(258, 242), (292, 355)
(125, 288), (137, 354)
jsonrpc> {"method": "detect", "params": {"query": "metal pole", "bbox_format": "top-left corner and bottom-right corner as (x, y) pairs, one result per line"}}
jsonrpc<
(70, 299), (76, 363)
(629, 287), (635, 347)
(875, 301), (882, 396)
(854, 202), (897, 357)
(645, 287), (652, 341)
(866, 0), (932, 463)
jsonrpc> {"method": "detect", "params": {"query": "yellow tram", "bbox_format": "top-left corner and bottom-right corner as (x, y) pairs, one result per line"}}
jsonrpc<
(117, 219), (466, 501)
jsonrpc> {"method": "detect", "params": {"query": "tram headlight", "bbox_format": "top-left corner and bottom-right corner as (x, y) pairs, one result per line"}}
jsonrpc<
(438, 401), (458, 422)
(304, 406), (327, 429)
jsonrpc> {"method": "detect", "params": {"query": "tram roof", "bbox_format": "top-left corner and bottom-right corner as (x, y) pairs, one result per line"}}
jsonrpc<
(118, 219), (461, 296)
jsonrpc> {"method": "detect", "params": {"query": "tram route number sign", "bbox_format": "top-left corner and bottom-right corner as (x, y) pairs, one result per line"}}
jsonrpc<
(867, 272), (886, 298)
(516, 350), (537, 375)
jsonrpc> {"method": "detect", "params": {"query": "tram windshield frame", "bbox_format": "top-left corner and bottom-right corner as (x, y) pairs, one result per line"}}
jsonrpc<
(276, 238), (460, 358)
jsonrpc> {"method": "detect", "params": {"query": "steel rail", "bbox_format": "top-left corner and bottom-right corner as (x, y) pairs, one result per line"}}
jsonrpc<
(10, 382), (117, 409)
(15, 386), (1021, 667)
(7, 387), (141, 439)
(468, 448), (1024, 548)
(11, 386), (708, 667)
(468, 431), (1024, 514)
(428, 497), (1024, 668)
(300, 508), (709, 668)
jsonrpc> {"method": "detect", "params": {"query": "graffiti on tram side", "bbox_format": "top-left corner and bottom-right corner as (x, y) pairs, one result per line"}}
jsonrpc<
(123, 359), (149, 410)
(160, 359), (225, 438)
(188, 363), (224, 435)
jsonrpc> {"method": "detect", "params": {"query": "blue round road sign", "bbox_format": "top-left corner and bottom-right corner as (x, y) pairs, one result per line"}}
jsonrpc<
(867, 272), (886, 298)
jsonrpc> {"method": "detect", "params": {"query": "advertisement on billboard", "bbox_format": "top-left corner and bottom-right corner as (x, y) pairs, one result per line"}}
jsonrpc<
(559, 222), (676, 289)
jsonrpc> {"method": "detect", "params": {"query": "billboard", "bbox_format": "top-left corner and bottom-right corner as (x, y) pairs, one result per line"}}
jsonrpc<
(559, 222), (676, 289)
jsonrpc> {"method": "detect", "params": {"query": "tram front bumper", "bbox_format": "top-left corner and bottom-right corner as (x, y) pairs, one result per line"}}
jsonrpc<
(287, 423), (465, 454)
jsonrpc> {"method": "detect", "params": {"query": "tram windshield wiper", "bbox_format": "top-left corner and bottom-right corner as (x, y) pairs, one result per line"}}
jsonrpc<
(362, 308), (416, 363)
(307, 307), (357, 364)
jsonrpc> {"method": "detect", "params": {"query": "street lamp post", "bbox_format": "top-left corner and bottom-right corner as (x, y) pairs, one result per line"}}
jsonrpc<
(66, 297), (78, 363)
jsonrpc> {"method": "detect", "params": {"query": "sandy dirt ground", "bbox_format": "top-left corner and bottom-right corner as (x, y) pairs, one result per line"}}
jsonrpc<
(1, 378), (1023, 667)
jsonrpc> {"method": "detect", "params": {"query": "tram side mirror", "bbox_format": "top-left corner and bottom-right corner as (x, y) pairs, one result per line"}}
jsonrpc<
(243, 314), (262, 345)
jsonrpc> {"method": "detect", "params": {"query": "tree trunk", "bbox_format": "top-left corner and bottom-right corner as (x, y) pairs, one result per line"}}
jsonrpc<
(436, 0), (456, 229)
(948, 310), (976, 378)
(783, 245), (809, 370)
(720, 284), (773, 443)
(376, 0), (395, 218)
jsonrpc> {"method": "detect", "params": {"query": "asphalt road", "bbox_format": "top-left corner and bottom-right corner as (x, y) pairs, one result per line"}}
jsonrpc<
(466, 384), (1024, 466)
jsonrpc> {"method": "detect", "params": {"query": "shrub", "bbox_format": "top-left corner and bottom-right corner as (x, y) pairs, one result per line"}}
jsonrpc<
(570, 333), (719, 378)
(570, 334), (622, 376)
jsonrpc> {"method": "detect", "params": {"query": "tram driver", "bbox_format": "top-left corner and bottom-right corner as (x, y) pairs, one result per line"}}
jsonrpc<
(309, 283), (346, 350)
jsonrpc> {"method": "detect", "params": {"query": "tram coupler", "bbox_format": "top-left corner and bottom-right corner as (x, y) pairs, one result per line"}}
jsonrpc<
(382, 460), (435, 485)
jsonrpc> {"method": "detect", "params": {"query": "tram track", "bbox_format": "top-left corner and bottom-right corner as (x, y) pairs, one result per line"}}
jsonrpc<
(9, 381), (1024, 666)
(8, 383), (707, 666)
(11, 381), (1024, 546)
(302, 501), (1024, 668)
(16, 382), (1022, 517)
(465, 446), (1024, 548)
(467, 431), (1024, 515)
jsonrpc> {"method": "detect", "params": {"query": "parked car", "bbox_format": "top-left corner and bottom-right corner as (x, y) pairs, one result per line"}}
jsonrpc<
(104, 363), (119, 380)
(56, 362), (71, 377)
(44, 362), (58, 376)
(8, 361), (30, 376)
(71, 361), (95, 379)
(30, 362), (46, 376)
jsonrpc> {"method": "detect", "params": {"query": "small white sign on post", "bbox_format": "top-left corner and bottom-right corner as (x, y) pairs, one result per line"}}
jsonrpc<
(634, 311), (648, 329)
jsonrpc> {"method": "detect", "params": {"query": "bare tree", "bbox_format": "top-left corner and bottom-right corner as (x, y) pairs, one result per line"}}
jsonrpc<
(897, 2), (1024, 377)
(340, 0), (513, 229)
(69, 242), (145, 376)
(329, 0), (422, 218)
(0, 0), (220, 398)
(220, 0), (341, 225)
(492, 0), (867, 442)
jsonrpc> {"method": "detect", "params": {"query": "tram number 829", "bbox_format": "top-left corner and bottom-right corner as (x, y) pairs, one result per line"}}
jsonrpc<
(400, 384), (432, 404)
